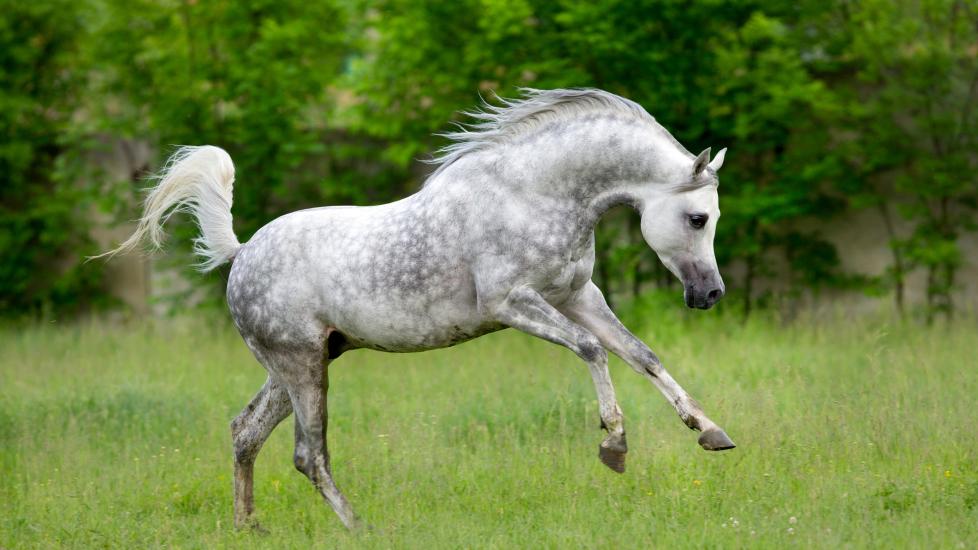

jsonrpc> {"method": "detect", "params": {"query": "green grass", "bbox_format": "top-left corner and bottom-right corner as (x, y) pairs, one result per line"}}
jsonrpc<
(1, 307), (976, 548)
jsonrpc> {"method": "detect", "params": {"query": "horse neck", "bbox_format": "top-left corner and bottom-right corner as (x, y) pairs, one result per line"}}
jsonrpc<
(425, 113), (689, 241)
(505, 115), (686, 226)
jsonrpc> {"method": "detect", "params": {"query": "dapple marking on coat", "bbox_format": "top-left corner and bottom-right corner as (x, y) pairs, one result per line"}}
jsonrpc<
(99, 88), (734, 531)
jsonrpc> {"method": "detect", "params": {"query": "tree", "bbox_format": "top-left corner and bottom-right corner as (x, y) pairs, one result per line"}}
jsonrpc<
(0, 0), (106, 316)
(703, 8), (851, 316)
(843, 0), (978, 320)
(3, 0), (971, 320)
(88, 0), (353, 244)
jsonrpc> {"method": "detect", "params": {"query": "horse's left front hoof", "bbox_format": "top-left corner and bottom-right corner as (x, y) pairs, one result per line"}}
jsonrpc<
(598, 445), (626, 473)
(598, 433), (627, 473)
(698, 429), (736, 451)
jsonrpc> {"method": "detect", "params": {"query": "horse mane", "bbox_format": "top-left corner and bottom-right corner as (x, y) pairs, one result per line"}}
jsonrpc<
(425, 88), (694, 184)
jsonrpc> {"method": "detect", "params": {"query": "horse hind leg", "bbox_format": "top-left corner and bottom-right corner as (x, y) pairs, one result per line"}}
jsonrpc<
(279, 353), (360, 530)
(231, 376), (292, 530)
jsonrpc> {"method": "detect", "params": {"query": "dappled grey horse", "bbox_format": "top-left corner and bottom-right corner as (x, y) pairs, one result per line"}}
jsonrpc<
(101, 88), (734, 530)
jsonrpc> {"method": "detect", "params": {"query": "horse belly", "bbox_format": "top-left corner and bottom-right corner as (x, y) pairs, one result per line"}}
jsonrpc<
(331, 293), (501, 352)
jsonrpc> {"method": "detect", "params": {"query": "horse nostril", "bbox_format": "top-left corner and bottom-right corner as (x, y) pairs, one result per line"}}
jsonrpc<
(707, 288), (723, 302)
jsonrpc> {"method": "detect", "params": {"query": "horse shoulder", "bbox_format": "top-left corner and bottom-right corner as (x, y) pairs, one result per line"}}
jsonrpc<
(569, 233), (596, 291)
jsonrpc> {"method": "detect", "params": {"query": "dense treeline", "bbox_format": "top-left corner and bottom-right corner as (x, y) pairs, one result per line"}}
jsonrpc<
(2, 0), (976, 319)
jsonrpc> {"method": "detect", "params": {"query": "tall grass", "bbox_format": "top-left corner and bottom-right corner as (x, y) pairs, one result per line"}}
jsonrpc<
(1, 306), (976, 548)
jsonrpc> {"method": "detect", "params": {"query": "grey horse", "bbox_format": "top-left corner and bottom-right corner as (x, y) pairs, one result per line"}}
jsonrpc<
(100, 88), (734, 530)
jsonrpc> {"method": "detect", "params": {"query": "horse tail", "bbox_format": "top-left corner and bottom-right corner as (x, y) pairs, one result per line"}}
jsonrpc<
(93, 145), (241, 272)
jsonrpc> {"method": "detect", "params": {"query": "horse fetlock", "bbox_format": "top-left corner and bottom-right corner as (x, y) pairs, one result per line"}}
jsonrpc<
(675, 396), (710, 431)
(682, 413), (703, 432)
(602, 431), (627, 453)
(293, 449), (313, 477)
(599, 412), (625, 435)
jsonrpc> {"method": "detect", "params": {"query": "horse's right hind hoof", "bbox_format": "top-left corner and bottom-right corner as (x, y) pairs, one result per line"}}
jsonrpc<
(598, 444), (626, 473)
(698, 428), (736, 451)
(235, 518), (269, 535)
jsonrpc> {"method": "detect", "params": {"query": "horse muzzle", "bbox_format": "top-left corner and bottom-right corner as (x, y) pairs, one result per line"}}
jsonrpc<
(684, 283), (725, 309)
(678, 260), (725, 310)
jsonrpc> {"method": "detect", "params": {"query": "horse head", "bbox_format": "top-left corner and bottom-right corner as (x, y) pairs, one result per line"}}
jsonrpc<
(638, 147), (726, 310)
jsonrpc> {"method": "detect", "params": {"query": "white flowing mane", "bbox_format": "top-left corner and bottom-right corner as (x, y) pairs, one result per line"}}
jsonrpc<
(426, 88), (694, 182)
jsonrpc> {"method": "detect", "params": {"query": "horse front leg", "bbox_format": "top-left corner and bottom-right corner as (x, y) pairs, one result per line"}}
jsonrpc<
(490, 285), (628, 473)
(560, 282), (735, 451)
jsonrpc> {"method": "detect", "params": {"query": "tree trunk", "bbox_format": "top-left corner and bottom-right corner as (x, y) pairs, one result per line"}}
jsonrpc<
(877, 202), (906, 316)
(932, 258), (956, 321)
(925, 266), (936, 325)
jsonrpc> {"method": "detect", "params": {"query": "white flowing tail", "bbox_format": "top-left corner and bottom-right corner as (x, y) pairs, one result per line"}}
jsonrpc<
(94, 145), (241, 272)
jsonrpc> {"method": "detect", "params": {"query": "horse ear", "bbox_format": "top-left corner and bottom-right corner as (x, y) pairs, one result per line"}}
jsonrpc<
(708, 147), (727, 171)
(693, 148), (711, 176)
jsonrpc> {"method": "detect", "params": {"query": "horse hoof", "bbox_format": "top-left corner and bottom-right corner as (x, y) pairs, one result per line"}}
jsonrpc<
(698, 429), (736, 451)
(349, 520), (373, 534)
(235, 518), (269, 535)
(599, 444), (626, 473)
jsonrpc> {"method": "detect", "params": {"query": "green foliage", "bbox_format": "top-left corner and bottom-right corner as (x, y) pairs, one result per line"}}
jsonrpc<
(707, 6), (849, 314)
(0, 0), (108, 316)
(1, 0), (974, 318)
(839, 0), (978, 319)
(88, 0), (354, 240)
(345, 0), (856, 315)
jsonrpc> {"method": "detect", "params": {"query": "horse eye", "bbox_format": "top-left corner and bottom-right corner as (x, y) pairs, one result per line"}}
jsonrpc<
(688, 214), (708, 229)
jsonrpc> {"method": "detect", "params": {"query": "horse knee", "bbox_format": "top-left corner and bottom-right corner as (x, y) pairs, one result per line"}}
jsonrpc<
(577, 335), (606, 364)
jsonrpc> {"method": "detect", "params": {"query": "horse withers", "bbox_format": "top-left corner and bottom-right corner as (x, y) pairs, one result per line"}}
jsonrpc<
(98, 88), (734, 530)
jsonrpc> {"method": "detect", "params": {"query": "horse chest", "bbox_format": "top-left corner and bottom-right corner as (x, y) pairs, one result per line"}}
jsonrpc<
(532, 246), (595, 304)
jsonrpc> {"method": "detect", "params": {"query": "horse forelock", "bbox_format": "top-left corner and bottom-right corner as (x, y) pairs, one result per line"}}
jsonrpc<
(424, 88), (693, 186)
(669, 169), (720, 194)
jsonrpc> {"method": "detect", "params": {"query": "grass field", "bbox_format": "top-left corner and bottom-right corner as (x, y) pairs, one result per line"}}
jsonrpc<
(1, 305), (976, 548)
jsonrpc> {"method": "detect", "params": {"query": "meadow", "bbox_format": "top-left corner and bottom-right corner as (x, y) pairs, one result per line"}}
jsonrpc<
(1, 304), (976, 548)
